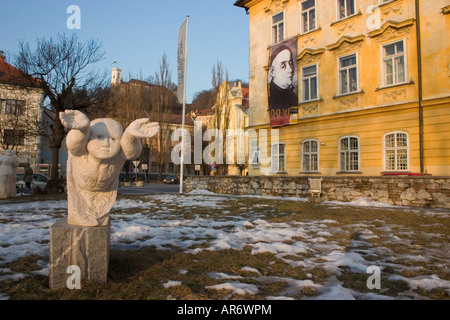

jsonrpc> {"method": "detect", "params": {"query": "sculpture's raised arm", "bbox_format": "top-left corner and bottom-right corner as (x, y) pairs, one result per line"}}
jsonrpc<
(59, 110), (91, 157)
(121, 119), (160, 160)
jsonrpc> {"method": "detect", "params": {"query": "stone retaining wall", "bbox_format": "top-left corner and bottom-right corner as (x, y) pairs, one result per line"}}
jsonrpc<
(185, 175), (450, 209)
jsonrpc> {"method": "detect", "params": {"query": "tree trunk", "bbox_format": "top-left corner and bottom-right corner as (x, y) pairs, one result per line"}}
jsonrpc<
(158, 165), (163, 184)
(50, 116), (66, 180)
(45, 116), (67, 194)
(50, 146), (60, 180)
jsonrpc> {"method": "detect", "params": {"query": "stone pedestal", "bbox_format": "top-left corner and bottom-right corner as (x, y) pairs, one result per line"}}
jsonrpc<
(49, 217), (110, 289)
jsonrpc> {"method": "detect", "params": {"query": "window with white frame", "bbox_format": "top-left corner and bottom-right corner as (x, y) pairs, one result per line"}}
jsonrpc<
(338, 0), (356, 19)
(302, 139), (319, 172)
(302, 64), (318, 101)
(301, 0), (316, 33)
(384, 132), (409, 171)
(250, 141), (260, 167)
(271, 142), (286, 173)
(339, 54), (358, 94)
(272, 12), (285, 44)
(382, 40), (406, 86)
(339, 136), (359, 171)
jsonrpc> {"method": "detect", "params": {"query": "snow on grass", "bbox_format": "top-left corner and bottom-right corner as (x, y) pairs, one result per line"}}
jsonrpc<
(0, 193), (449, 300)
(389, 275), (450, 294)
(240, 266), (262, 276)
(322, 197), (399, 208)
(208, 272), (244, 280)
(205, 282), (259, 296)
(163, 280), (183, 288)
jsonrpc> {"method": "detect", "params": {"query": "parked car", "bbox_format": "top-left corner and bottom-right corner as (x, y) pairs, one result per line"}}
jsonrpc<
(16, 173), (49, 190)
(163, 175), (179, 184)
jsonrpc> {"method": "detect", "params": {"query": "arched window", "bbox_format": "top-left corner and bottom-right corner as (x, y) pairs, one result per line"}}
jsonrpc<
(302, 139), (319, 172)
(384, 132), (409, 171)
(339, 136), (359, 172)
(271, 142), (286, 173)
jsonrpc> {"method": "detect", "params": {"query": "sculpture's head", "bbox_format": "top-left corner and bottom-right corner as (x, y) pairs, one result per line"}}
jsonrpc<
(4, 150), (16, 157)
(87, 119), (124, 161)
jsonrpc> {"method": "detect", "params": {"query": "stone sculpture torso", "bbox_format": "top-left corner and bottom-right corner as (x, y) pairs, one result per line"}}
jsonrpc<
(60, 110), (159, 227)
(0, 150), (18, 199)
(66, 152), (125, 227)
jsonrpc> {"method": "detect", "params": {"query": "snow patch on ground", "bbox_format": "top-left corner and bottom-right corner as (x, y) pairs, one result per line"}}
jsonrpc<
(0, 193), (449, 300)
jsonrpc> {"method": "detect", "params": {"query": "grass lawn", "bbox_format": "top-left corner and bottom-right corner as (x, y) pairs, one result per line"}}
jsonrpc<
(0, 193), (449, 300)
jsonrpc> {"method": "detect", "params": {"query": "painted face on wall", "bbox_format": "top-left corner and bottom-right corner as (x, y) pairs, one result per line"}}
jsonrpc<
(270, 49), (294, 90)
(87, 119), (123, 161)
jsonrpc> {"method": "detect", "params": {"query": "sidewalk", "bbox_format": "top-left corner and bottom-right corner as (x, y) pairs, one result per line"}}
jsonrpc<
(117, 182), (184, 195)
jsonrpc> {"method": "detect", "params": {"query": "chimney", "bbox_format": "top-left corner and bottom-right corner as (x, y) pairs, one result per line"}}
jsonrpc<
(0, 51), (5, 61)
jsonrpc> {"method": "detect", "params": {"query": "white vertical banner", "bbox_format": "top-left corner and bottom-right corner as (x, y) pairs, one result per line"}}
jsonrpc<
(178, 16), (189, 194)
(177, 17), (188, 104)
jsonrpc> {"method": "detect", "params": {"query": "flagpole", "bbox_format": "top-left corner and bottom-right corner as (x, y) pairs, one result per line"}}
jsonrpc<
(180, 15), (189, 194)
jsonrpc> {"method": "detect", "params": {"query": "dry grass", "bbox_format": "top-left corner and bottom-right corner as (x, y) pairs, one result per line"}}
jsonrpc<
(0, 193), (449, 300)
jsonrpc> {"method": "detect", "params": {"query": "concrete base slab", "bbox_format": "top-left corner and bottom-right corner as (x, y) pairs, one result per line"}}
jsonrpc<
(49, 217), (110, 289)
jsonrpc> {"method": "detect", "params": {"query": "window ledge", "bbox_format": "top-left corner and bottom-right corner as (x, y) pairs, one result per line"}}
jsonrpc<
(333, 90), (365, 99)
(269, 171), (288, 175)
(336, 171), (363, 175)
(380, 171), (413, 175)
(300, 172), (322, 174)
(379, 0), (399, 8)
(375, 80), (415, 91)
(330, 12), (362, 26)
(299, 98), (323, 105)
(299, 27), (322, 37)
(381, 172), (431, 176)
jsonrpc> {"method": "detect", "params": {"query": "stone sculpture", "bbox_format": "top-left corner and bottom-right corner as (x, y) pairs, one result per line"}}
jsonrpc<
(59, 110), (159, 227)
(0, 150), (19, 199)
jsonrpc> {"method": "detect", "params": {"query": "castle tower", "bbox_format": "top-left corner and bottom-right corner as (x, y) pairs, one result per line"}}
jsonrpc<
(111, 68), (122, 86)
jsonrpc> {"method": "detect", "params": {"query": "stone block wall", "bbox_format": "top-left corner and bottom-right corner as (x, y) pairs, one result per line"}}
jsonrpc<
(185, 175), (450, 209)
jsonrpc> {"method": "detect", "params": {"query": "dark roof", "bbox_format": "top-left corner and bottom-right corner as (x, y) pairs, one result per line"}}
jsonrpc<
(194, 109), (214, 117)
(0, 57), (41, 88)
(128, 79), (154, 88)
(241, 87), (249, 110)
(234, 0), (252, 9)
(169, 113), (195, 126)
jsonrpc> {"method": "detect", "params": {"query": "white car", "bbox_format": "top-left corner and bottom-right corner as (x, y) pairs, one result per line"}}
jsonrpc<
(16, 173), (49, 190)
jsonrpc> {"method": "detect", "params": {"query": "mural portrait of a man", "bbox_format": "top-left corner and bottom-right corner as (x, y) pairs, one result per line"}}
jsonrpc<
(268, 37), (298, 127)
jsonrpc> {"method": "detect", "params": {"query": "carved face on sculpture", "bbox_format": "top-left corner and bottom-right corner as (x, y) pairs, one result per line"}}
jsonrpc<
(4, 150), (16, 157)
(87, 119), (123, 161)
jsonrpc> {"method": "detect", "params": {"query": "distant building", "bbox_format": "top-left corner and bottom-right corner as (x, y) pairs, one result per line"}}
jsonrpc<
(0, 51), (45, 173)
(235, 0), (450, 176)
(110, 68), (195, 178)
(191, 80), (249, 175)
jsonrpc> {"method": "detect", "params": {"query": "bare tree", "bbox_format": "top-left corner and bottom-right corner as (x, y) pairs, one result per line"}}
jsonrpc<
(15, 33), (107, 185)
(109, 78), (151, 128)
(191, 89), (215, 112)
(210, 61), (231, 175)
(108, 74), (152, 180)
(149, 54), (175, 183)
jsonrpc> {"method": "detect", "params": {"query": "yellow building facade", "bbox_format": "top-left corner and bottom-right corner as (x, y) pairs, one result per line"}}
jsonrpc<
(235, 0), (450, 177)
(202, 81), (249, 175)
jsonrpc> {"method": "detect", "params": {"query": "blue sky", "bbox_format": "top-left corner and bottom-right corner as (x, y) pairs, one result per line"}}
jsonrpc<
(0, 0), (249, 103)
